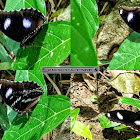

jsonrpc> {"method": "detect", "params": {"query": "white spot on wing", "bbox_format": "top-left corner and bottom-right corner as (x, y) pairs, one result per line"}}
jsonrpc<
(5, 88), (13, 98)
(117, 112), (123, 120)
(107, 113), (111, 118)
(4, 18), (11, 30)
(120, 9), (123, 15)
(23, 18), (32, 29)
(127, 12), (134, 22)
(134, 120), (140, 125)
(23, 89), (27, 92)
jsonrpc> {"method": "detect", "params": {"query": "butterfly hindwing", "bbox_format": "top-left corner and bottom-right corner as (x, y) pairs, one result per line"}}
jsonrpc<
(0, 79), (44, 115)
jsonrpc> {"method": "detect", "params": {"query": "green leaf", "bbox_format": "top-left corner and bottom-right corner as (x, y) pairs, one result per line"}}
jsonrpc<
(71, 108), (80, 131)
(99, 114), (120, 128)
(4, 0), (46, 15)
(129, 138), (140, 140)
(4, 36), (20, 56)
(7, 106), (17, 124)
(0, 43), (12, 62)
(2, 95), (70, 140)
(12, 21), (71, 70)
(71, 0), (98, 66)
(75, 0), (99, 38)
(108, 32), (140, 70)
(114, 126), (132, 132)
(1, 0), (71, 70)
(119, 97), (140, 109)
(0, 102), (10, 131)
(72, 121), (92, 140)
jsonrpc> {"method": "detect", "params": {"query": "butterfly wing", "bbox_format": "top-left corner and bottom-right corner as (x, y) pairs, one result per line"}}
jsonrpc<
(0, 8), (47, 46)
(106, 110), (140, 131)
(0, 80), (44, 115)
(119, 6), (140, 33)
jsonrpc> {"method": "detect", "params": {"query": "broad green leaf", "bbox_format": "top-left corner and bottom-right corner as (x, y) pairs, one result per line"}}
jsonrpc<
(12, 21), (71, 70)
(0, 43), (12, 62)
(119, 97), (140, 109)
(71, 0), (98, 66)
(72, 121), (92, 140)
(108, 32), (140, 70)
(3, 95), (70, 140)
(71, 108), (80, 131)
(75, 0), (99, 38)
(4, 0), (46, 15)
(0, 102), (10, 131)
(109, 72), (140, 95)
(99, 114), (120, 128)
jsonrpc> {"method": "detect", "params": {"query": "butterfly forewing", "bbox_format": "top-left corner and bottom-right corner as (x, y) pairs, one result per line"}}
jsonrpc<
(106, 110), (140, 131)
(0, 79), (44, 115)
(0, 8), (47, 47)
(119, 6), (140, 33)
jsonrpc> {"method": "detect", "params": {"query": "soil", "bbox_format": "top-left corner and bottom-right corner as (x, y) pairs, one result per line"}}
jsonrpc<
(70, 72), (140, 140)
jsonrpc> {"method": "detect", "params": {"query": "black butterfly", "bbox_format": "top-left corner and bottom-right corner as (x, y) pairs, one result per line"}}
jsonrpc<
(0, 79), (44, 116)
(0, 8), (47, 47)
(119, 6), (140, 33)
(106, 110), (140, 132)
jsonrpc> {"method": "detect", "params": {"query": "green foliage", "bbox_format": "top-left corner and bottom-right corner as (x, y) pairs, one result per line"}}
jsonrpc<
(1, 70), (70, 140)
(99, 114), (120, 128)
(0, 102), (10, 131)
(119, 97), (140, 109)
(0, 0), (71, 70)
(72, 121), (92, 140)
(71, 108), (92, 140)
(128, 138), (140, 140)
(11, 21), (70, 69)
(71, 0), (99, 66)
(108, 32), (140, 70)
(71, 108), (80, 130)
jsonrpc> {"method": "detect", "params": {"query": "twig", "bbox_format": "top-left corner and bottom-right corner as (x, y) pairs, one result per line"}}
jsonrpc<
(44, 74), (61, 95)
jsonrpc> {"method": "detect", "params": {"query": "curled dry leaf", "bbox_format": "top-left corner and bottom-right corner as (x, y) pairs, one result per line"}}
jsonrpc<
(109, 72), (140, 96)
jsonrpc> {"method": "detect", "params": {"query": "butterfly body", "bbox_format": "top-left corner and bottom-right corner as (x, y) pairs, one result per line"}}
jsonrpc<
(0, 8), (47, 47)
(0, 79), (44, 115)
(119, 6), (140, 33)
(106, 110), (140, 131)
